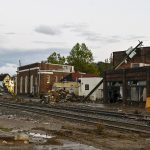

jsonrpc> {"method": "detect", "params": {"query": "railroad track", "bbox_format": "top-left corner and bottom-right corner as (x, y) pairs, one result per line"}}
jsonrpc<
(0, 101), (150, 134)
(25, 102), (150, 124)
(45, 104), (150, 120)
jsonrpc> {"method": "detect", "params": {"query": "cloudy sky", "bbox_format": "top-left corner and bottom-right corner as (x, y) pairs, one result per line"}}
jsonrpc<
(0, 0), (150, 75)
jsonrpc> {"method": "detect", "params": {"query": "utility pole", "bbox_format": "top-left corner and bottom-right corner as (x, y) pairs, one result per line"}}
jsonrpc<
(19, 60), (21, 67)
(83, 41), (143, 101)
(113, 41), (143, 70)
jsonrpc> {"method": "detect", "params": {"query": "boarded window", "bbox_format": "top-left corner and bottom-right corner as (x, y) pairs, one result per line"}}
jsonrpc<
(47, 76), (50, 83)
(85, 84), (89, 90)
(55, 76), (58, 82)
(35, 77), (37, 85)
(25, 76), (28, 93)
(30, 75), (33, 93)
(131, 63), (140, 68)
(20, 76), (23, 93)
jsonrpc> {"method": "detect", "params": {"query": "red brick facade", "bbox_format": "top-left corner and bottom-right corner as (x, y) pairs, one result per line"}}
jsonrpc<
(17, 62), (74, 95)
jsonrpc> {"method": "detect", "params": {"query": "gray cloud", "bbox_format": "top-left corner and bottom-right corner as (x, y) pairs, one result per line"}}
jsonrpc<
(35, 25), (61, 35)
(78, 29), (147, 44)
(61, 23), (88, 31)
(34, 23), (147, 45)
(33, 40), (65, 45)
(111, 35), (121, 39)
(80, 31), (102, 41)
(0, 47), (70, 75)
(125, 35), (147, 41)
(0, 47), (70, 68)
(78, 30), (121, 44)
(105, 38), (120, 43)
(62, 23), (147, 44)
(0, 34), (6, 44)
(5, 32), (16, 35)
(61, 23), (121, 44)
(0, 63), (17, 75)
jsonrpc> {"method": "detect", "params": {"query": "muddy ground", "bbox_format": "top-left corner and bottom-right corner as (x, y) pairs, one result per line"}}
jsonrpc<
(0, 95), (150, 150)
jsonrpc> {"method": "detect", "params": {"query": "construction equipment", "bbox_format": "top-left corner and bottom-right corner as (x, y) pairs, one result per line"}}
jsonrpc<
(83, 41), (143, 101)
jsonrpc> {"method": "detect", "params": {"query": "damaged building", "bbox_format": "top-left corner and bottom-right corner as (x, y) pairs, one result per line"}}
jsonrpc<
(103, 47), (150, 104)
(16, 62), (74, 95)
(53, 72), (103, 101)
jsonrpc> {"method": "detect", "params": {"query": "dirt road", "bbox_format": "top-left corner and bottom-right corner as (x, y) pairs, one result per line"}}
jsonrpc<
(0, 104), (150, 150)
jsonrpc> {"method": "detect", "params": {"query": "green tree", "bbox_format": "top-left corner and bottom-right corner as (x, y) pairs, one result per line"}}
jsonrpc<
(47, 52), (65, 64)
(67, 43), (98, 74)
(97, 61), (112, 76)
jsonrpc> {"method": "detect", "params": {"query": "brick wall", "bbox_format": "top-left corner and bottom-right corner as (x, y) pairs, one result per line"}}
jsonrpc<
(17, 63), (73, 95)
(17, 69), (39, 95)
(113, 47), (150, 69)
(39, 72), (69, 94)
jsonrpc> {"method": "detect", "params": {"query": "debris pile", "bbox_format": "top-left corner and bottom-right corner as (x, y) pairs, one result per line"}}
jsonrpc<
(14, 133), (29, 144)
(40, 89), (82, 104)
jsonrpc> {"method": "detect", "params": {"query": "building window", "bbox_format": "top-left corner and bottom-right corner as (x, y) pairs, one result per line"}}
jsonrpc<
(47, 76), (50, 83)
(20, 77), (22, 93)
(30, 75), (33, 94)
(55, 76), (58, 82)
(131, 63), (140, 68)
(85, 84), (89, 90)
(60, 76), (63, 81)
(25, 76), (28, 93)
(35, 77), (37, 85)
(35, 77), (38, 93)
(15, 76), (17, 94)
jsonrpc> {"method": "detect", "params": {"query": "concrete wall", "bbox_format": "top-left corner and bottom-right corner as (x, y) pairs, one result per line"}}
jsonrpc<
(78, 77), (103, 101)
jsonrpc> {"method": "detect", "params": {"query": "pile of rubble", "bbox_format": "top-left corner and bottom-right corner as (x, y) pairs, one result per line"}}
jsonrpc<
(40, 89), (82, 104)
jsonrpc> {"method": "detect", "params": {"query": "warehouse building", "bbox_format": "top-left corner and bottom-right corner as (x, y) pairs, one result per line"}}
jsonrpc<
(16, 62), (74, 95)
(103, 47), (150, 104)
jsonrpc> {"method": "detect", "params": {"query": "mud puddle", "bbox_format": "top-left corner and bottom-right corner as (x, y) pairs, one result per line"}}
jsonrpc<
(34, 139), (100, 150)
(0, 132), (100, 150)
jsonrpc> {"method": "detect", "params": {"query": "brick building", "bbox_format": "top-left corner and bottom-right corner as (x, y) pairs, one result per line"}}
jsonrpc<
(103, 47), (150, 104)
(16, 62), (74, 95)
(113, 47), (150, 69)
(62, 72), (98, 82)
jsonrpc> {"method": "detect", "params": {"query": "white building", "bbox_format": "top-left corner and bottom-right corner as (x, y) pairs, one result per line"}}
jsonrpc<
(78, 77), (103, 101)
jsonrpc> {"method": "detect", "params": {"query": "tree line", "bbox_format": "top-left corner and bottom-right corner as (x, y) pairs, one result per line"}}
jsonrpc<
(47, 43), (112, 76)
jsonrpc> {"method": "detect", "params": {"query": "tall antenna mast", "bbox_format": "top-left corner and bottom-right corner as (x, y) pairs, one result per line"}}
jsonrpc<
(19, 60), (21, 67)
